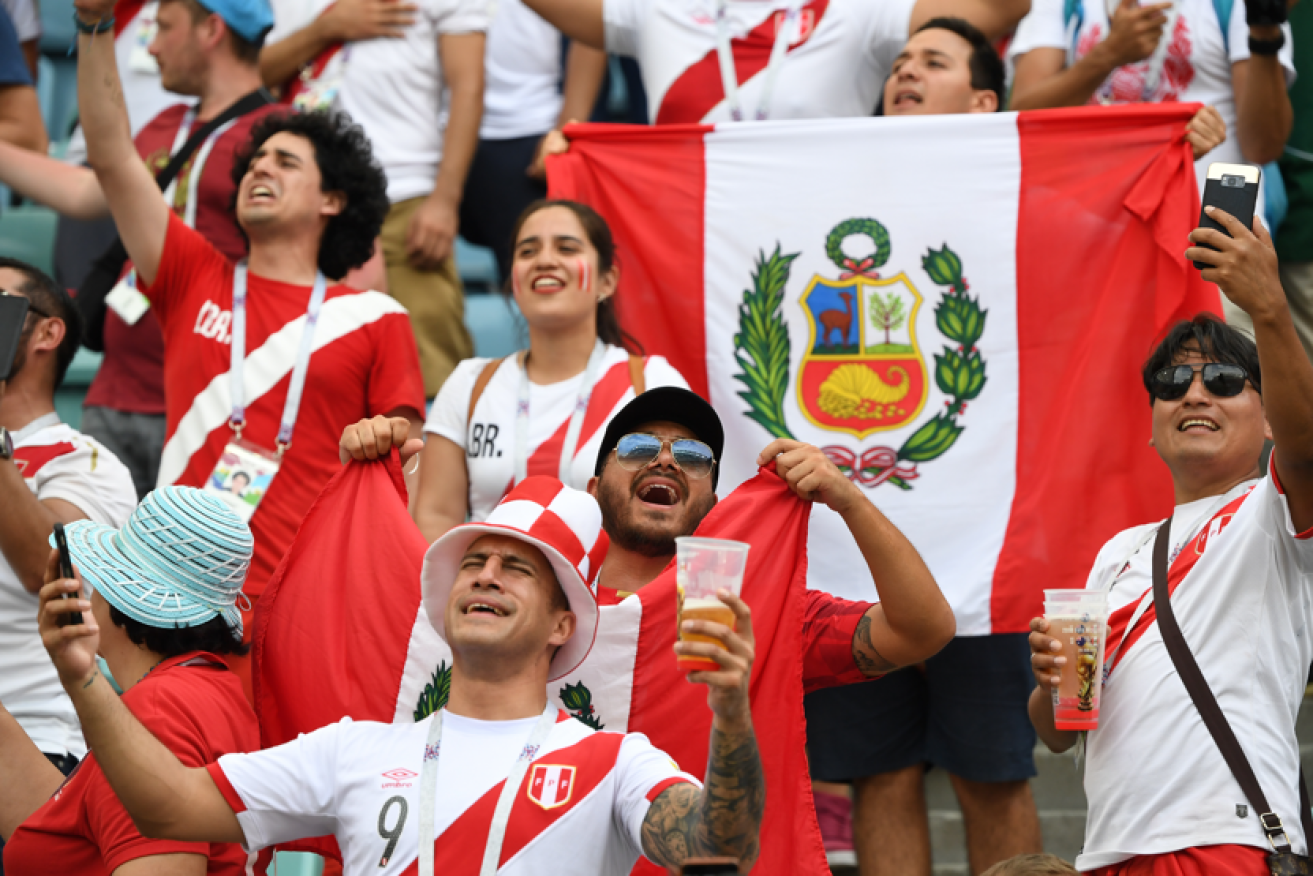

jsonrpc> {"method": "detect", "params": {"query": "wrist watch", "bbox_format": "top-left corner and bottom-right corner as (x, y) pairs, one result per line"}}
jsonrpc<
(0, 428), (12, 461)
(1249, 32), (1285, 55)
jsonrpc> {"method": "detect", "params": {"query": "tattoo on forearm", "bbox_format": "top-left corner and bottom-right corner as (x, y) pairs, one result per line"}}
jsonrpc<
(852, 615), (898, 677)
(641, 726), (765, 872)
(82, 669), (99, 689)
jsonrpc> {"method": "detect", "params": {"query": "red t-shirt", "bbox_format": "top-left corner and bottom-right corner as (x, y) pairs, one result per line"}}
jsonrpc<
(139, 214), (425, 595)
(3, 654), (265, 876)
(83, 102), (280, 416)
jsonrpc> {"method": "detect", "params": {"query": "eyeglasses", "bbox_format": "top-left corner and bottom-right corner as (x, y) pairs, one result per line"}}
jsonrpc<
(1150, 363), (1251, 401)
(613, 433), (716, 480)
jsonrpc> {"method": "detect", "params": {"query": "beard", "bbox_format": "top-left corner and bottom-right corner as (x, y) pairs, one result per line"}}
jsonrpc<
(595, 473), (718, 558)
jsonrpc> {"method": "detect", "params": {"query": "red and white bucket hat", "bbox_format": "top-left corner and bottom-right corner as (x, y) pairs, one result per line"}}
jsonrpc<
(421, 476), (608, 681)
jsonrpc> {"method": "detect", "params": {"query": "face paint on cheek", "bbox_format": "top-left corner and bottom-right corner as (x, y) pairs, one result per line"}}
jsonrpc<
(577, 259), (591, 295)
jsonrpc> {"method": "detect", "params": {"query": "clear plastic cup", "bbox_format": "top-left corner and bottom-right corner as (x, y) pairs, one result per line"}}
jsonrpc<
(675, 537), (750, 674)
(1043, 589), (1110, 731)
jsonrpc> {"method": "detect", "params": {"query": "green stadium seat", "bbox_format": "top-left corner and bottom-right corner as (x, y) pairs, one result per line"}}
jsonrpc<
(0, 205), (58, 275)
(466, 293), (520, 359)
(272, 852), (324, 876)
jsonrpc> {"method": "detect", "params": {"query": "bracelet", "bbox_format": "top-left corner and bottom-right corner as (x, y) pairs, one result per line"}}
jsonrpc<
(1248, 32), (1285, 55)
(73, 12), (115, 34)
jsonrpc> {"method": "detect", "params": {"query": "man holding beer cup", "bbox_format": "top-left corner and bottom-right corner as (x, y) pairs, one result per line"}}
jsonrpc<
(1027, 209), (1313, 874)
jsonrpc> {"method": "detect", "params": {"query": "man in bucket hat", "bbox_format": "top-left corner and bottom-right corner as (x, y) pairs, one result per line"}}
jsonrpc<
(3, 487), (263, 876)
(38, 477), (765, 876)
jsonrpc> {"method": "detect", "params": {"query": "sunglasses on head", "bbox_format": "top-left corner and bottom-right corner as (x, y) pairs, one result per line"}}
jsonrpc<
(614, 433), (716, 480)
(1150, 363), (1250, 402)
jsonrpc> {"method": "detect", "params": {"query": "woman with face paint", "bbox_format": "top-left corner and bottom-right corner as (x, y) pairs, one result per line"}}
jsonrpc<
(411, 199), (690, 541)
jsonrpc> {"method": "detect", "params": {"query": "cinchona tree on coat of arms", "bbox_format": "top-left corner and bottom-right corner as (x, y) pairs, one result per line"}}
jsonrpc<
(733, 218), (988, 490)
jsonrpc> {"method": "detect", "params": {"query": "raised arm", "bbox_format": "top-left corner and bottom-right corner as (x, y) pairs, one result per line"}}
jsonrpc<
(259, 0), (418, 90)
(911, 0), (1032, 42)
(760, 440), (956, 675)
(75, 0), (169, 285)
(1188, 209), (1313, 532)
(645, 593), (764, 873)
(0, 81), (47, 154)
(0, 141), (110, 219)
(1230, 52), (1293, 165)
(528, 42), (607, 180)
(38, 562), (244, 845)
(518, 0), (605, 50)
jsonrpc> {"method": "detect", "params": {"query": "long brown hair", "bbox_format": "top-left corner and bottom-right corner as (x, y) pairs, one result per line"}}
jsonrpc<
(506, 199), (642, 353)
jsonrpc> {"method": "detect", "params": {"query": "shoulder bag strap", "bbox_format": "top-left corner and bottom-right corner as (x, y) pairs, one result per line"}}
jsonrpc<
(154, 88), (274, 192)
(628, 354), (646, 395)
(467, 357), (506, 426)
(1152, 519), (1313, 853)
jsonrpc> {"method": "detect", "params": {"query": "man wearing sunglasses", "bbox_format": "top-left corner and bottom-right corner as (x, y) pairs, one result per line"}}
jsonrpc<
(1026, 207), (1313, 875)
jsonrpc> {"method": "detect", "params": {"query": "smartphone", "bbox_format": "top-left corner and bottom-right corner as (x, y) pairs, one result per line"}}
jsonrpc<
(52, 523), (81, 628)
(1193, 163), (1261, 271)
(0, 294), (29, 382)
(678, 859), (740, 875)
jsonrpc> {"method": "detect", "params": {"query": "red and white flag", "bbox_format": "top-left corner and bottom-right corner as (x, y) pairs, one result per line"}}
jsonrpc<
(547, 105), (1219, 633)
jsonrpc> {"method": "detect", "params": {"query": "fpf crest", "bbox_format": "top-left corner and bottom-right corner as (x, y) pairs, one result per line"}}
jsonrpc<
(733, 218), (988, 489)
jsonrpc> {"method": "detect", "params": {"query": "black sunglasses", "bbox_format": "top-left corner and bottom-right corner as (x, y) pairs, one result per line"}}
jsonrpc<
(613, 433), (717, 480)
(1150, 363), (1250, 401)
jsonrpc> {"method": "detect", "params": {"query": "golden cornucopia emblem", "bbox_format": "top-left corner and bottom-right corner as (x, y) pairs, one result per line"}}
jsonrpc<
(817, 364), (911, 420)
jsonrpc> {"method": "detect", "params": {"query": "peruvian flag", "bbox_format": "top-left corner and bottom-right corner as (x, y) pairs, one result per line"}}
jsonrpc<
(546, 105), (1218, 634)
(254, 455), (827, 873)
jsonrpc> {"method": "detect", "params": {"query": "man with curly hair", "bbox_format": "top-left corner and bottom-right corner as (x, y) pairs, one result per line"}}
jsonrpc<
(74, 0), (427, 697)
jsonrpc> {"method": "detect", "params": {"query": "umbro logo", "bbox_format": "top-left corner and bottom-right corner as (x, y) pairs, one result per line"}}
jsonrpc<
(381, 768), (417, 788)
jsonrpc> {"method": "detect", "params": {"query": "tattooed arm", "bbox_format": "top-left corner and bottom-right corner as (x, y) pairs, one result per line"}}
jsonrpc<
(642, 593), (765, 872)
(760, 439), (956, 674)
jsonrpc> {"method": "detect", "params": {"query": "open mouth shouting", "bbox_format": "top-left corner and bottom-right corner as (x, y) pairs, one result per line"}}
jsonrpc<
(1178, 417), (1221, 433)
(891, 88), (923, 110)
(461, 596), (510, 618)
(247, 183), (276, 205)
(634, 475), (684, 509)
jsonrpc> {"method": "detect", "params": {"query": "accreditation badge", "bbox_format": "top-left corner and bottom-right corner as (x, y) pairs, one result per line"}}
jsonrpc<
(105, 270), (151, 326)
(203, 439), (280, 523)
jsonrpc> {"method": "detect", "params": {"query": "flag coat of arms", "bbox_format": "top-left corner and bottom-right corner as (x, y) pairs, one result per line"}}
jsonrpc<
(546, 105), (1219, 633)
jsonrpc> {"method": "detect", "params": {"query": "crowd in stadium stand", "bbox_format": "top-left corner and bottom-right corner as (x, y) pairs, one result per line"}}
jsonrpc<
(0, 0), (1310, 873)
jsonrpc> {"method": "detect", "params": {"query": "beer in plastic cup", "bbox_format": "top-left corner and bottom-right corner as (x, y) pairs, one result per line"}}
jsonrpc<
(1044, 589), (1110, 731)
(676, 537), (749, 673)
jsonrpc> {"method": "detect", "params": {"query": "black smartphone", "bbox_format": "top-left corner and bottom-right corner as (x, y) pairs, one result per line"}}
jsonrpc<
(1193, 163), (1261, 271)
(678, 859), (740, 875)
(0, 294), (30, 382)
(52, 523), (81, 628)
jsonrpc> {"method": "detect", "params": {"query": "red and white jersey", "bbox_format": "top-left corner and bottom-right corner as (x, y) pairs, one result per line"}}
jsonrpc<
(209, 709), (698, 875)
(1008, 0), (1295, 214)
(0, 420), (135, 758)
(1077, 457), (1313, 870)
(602, 0), (916, 124)
(425, 346), (688, 521)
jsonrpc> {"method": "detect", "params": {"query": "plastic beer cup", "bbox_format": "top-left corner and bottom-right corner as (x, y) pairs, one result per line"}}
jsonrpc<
(1044, 589), (1110, 731)
(676, 537), (750, 673)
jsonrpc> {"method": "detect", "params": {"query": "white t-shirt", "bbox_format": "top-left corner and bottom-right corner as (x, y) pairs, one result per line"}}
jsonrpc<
(0, 0), (38, 42)
(211, 709), (698, 875)
(1077, 464), (1313, 870)
(482, 0), (565, 140)
(1008, 0), (1295, 216)
(425, 345), (688, 521)
(265, 0), (488, 203)
(603, 0), (917, 124)
(0, 418), (136, 758)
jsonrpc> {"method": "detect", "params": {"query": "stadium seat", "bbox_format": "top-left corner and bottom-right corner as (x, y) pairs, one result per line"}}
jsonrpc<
(38, 0), (78, 54)
(0, 204), (58, 275)
(272, 852), (324, 876)
(455, 237), (500, 294)
(36, 56), (80, 144)
(466, 292), (521, 359)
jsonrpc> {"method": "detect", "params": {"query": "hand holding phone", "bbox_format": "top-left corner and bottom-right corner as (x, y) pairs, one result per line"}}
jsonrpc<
(1193, 163), (1261, 271)
(52, 523), (83, 628)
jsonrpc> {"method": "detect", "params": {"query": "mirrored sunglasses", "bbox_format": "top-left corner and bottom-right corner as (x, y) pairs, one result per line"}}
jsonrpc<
(614, 433), (716, 480)
(1150, 363), (1250, 402)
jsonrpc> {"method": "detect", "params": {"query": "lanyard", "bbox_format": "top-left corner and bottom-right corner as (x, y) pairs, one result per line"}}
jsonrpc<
(514, 340), (606, 486)
(228, 264), (328, 455)
(714, 0), (799, 121)
(417, 705), (557, 876)
(162, 108), (238, 227)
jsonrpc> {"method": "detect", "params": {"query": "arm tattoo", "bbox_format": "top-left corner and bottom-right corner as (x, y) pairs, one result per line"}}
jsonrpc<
(852, 614), (898, 677)
(641, 725), (765, 872)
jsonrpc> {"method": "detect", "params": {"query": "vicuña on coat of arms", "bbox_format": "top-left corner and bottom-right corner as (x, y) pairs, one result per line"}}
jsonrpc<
(733, 218), (988, 490)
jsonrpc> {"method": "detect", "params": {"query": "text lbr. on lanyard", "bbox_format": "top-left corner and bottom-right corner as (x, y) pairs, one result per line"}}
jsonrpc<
(715, 0), (801, 121)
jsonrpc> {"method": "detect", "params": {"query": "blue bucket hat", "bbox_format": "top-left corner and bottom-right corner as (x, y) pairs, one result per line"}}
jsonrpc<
(53, 487), (253, 635)
(196, 0), (274, 44)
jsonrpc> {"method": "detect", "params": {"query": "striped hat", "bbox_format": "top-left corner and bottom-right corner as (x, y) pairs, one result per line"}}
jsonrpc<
(55, 487), (253, 634)
(421, 477), (607, 681)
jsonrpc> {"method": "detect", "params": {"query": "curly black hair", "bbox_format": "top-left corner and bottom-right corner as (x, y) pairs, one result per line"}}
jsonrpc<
(1141, 313), (1262, 402)
(109, 604), (249, 658)
(230, 110), (389, 280)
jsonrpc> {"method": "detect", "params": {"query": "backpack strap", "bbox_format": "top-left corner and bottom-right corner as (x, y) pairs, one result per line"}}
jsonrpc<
(467, 357), (506, 427)
(627, 354), (646, 395)
(1212, 0), (1234, 53)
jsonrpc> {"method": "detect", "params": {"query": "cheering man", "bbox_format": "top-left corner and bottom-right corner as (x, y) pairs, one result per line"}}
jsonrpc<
(38, 478), (764, 875)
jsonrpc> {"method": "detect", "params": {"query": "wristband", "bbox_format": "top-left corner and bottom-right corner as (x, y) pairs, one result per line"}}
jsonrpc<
(73, 12), (115, 33)
(1248, 32), (1285, 55)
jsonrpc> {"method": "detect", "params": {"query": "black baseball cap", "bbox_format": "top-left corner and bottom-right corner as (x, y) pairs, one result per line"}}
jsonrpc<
(594, 387), (725, 488)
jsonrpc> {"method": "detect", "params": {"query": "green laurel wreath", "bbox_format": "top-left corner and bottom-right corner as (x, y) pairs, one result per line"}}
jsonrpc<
(731, 236), (988, 490)
(825, 218), (891, 274)
(414, 660), (452, 721)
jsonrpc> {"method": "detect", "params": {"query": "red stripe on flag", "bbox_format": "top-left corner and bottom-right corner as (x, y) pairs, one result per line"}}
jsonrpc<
(991, 105), (1221, 633)
(548, 124), (713, 399)
(13, 442), (76, 478)
(113, 0), (148, 37)
(654, 0), (830, 125)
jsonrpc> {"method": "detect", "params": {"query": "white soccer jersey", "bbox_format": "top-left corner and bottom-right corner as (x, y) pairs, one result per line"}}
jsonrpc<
(0, 419), (135, 758)
(482, 0), (567, 139)
(1077, 459), (1313, 870)
(1008, 0), (1295, 215)
(425, 346), (688, 521)
(603, 0), (917, 124)
(210, 709), (698, 875)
